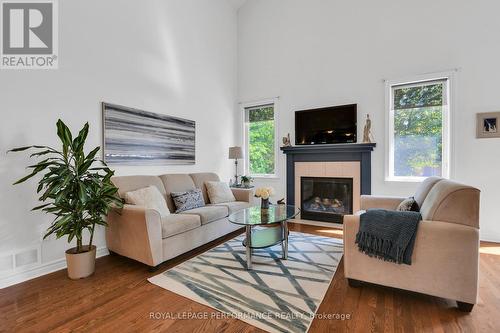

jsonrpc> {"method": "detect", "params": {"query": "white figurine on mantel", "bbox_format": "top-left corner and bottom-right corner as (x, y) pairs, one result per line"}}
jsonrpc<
(363, 114), (374, 143)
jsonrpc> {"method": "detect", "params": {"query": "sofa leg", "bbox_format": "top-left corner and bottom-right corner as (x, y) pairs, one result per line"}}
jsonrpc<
(457, 301), (474, 312)
(108, 250), (117, 256)
(148, 265), (160, 273)
(347, 278), (363, 288)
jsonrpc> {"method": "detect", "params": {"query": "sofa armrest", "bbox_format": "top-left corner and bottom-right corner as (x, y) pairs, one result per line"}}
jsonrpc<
(106, 204), (163, 267)
(343, 214), (479, 304)
(231, 188), (254, 203)
(360, 195), (406, 210)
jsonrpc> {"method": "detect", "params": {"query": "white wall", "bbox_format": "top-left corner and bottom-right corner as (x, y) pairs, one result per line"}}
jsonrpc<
(0, 0), (238, 282)
(238, 0), (500, 242)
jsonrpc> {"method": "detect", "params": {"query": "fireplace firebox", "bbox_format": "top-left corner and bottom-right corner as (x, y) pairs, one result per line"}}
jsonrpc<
(300, 177), (353, 223)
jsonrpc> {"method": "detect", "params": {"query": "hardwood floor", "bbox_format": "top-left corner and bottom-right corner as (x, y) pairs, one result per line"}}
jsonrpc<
(1, 223), (499, 332)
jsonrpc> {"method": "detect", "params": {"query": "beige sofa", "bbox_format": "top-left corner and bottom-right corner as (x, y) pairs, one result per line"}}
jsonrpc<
(106, 173), (253, 269)
(343, 177), (480, 312)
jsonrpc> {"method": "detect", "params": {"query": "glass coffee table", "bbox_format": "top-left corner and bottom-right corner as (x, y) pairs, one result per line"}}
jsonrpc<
(228, 205), (300, 269)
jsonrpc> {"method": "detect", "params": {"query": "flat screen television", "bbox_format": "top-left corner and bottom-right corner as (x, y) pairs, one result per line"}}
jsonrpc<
(295, 104), (357, 145)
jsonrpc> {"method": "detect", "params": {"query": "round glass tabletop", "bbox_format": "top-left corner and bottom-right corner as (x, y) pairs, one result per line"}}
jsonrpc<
(228, 205), (300, 226)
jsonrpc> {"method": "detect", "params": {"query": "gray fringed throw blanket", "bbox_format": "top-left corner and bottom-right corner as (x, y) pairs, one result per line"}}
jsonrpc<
(356, 209), (421, 265)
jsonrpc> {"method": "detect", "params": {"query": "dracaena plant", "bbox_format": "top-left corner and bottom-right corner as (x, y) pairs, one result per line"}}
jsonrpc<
(9, 120), (123, 254)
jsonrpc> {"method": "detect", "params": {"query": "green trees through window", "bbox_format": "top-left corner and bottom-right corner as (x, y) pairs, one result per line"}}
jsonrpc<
(246, 105), (275, 175)
(392, 81), (447, 178)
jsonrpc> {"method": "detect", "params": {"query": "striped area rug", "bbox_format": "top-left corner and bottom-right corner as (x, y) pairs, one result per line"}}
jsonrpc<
(149, 231), (343, 333)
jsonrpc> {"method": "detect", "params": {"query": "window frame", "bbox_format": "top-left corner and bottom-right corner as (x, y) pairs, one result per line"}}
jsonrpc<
(241, 98), (279, 179)
(385, 72), (453, 182)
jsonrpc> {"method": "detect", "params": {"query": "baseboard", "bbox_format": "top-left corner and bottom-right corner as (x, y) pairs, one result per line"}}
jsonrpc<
(480, 236), (500, 244)
(0, 247), (109, 289)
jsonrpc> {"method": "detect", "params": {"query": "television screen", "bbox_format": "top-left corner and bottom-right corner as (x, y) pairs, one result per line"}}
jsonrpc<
(295, 104), (357, 145)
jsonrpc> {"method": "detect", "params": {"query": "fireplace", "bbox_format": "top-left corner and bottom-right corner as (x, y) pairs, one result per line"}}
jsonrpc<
(281, 143), (375, 224)
(300, 177), (353, 223)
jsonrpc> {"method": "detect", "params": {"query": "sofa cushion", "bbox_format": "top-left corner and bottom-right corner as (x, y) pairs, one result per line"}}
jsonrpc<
(213, 201), (251, 214)
(112, 175), (166, 198)
(190, 173), (220, 204)
(205, 181), (236, 204)
(171, 189), (205, 213)
(413, 176), (443, 208)
(160, 174), (196, 212)
(124, 186), (170, 217)
(179, 205), (229, 225)
(161, 214), (201, 238)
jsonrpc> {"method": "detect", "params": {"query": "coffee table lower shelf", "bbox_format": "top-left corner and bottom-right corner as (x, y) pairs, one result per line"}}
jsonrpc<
(242, 227), (284, 249)
(242, 222), (289, 269)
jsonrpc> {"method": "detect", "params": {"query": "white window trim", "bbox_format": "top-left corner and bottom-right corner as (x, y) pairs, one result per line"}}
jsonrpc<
(241, 98), (280, 179)
(385, 71), (454, 183)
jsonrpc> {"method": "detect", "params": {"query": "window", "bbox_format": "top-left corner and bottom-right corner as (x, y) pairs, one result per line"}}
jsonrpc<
(243, 102), (277, 177)
(386, 75), (451, 181)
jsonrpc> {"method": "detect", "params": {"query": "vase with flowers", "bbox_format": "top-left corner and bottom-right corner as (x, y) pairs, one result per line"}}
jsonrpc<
(255, 187), (275, 209)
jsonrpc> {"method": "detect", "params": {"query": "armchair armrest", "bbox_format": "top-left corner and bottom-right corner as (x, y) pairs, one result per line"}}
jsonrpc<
(106, 204), (163, 267)
(360, 195), (406, 210)
(231, 188), (254, 203)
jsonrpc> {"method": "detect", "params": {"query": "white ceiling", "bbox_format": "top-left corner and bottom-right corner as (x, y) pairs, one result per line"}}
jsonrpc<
(227, 0), (248, 10)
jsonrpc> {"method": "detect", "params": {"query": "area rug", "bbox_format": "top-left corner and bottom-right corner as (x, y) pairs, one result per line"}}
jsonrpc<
(148, 231), (343, 333)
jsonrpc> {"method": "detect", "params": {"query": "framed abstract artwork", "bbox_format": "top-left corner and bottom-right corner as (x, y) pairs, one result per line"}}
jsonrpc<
(102, 102), (195, 165)
(476, 112), (500, 139)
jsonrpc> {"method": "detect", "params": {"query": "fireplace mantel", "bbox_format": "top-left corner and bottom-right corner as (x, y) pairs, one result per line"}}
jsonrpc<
(281, 143), (376, 210)
(280, 143), (376, 154)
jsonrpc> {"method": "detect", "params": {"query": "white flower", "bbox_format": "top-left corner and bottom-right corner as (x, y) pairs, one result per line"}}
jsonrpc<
(267, 187), (275, 196)
(255, 186), (274, 199)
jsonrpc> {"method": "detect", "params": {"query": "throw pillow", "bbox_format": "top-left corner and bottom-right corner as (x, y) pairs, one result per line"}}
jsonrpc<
(171, 189), (205, 213)
(124, 186), (170, 217)
(205, 181), (236, 204)
(396, 197), (420, 212)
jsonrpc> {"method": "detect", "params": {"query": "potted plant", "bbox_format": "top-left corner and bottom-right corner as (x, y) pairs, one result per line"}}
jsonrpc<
(240, 175), (253, 188)
(9, 120), (123, 279)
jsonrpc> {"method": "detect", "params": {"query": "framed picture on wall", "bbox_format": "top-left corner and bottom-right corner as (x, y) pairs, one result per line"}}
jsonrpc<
(476, 112), (500, 138)
(102, 102), (196, 165)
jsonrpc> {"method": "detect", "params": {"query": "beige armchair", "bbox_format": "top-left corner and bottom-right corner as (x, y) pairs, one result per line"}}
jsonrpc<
(343, 177), (480, 312)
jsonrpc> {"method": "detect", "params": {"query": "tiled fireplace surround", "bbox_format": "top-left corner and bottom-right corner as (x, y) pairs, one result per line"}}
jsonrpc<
(281, 143), (376, 223)
(296, 162), (361, 221)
